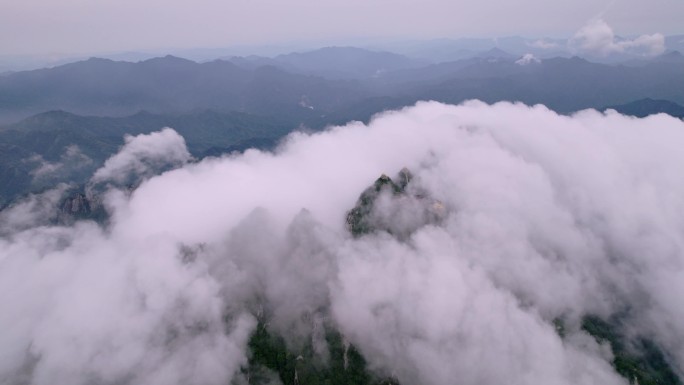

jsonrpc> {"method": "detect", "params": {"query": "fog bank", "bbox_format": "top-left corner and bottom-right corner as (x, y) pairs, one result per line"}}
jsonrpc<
(1, 101), (684, 384)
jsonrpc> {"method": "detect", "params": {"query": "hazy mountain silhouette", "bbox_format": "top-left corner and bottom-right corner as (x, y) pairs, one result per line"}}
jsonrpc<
(0, 55), (370, 124)
(604, 98), (684, 118)
(272, 46), (425, 78)
(392, 57), (684, 113)
(3, 49), (684, 203)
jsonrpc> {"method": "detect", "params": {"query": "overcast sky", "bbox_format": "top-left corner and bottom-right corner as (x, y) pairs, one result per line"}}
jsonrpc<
(1, 0), (683, 56)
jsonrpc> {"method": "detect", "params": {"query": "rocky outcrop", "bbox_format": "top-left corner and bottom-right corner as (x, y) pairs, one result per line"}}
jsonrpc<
(56, 189), (107, 224)
(346, 168), (445, 239)
(60, 193), (91, 215)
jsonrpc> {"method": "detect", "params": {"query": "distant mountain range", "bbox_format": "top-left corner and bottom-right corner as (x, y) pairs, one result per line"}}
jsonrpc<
(604, 98), (684, 118)
(3, 33), (684, 73)
(225, 46), (427, 79)
(1, 46), (684, 205)
(2, 48), (684, 124)
(0, 55), (369, 124)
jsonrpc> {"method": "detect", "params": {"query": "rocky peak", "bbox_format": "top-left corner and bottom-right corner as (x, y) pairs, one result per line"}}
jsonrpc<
(346, 168), (445, 238)
(60, 193), (91, 215)
(56, 188), (107, 224)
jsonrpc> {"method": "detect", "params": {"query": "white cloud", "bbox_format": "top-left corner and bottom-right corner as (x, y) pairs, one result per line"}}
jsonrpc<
(90, 128), (191, 186)
(570, 19), (665, 57)
(2, 101), (684, 384)
(516, 53), (541, 65)
(29, 145), (93, 181)
(0, 184), (69, 235)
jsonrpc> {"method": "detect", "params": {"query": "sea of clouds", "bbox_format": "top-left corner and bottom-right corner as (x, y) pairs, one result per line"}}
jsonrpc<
(1, 100), (684, 385)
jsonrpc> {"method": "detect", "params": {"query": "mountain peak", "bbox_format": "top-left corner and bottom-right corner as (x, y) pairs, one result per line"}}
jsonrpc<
(141, 55), (196, 65)
(84, 57), (115, 64)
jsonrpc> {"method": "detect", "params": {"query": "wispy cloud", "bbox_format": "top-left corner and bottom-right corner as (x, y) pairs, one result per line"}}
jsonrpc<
(90, 128), (191, 186)
(516, 53), (541, 65)
(29, 145), (93, 181)
(570, 19), (665, 57)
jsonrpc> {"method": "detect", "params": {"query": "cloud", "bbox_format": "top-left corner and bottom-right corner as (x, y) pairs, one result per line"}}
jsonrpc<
(2, 101), (684, 384)
(0, 184), (70, 235)
(516, 53), (541, 65)
(28, 145), (93, 181)
(570, 19), (665, 57)
(90, 128), (191, 186)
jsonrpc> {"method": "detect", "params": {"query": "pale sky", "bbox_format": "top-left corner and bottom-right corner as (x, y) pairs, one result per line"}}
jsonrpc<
(1, 0), (683, 56)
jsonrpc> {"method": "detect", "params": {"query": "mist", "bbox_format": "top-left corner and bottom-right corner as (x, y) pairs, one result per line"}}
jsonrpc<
(1, 100), (684, 385)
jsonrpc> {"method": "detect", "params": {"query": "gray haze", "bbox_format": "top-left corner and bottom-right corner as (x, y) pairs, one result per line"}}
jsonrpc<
(2, 101), (684, 384)
(1, 0), (683, 56)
